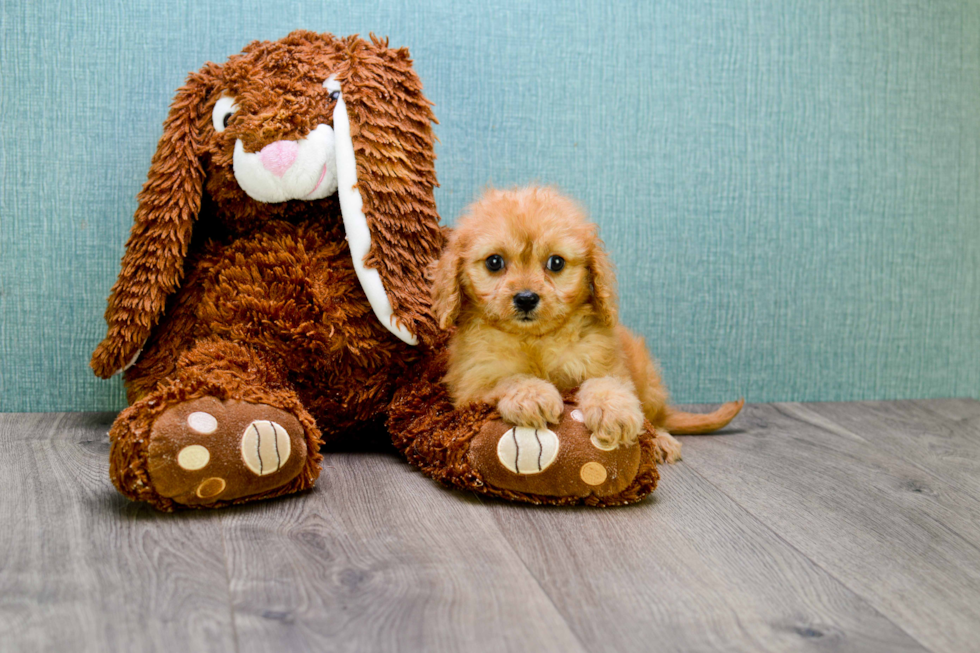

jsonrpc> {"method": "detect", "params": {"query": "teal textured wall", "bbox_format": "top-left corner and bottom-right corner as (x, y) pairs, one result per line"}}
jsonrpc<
(2, 0), (979, 412)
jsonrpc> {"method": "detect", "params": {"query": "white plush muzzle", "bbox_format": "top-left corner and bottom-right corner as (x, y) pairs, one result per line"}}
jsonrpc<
(232, 125), (338, 203)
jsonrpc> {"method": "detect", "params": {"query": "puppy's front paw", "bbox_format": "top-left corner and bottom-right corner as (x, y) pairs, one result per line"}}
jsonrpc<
(497, 378), (564, 429)
(577, 377), (644, 449)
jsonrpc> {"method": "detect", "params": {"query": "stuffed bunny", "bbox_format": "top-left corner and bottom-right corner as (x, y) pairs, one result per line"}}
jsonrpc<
(95, 31), (666, 511)
(93, 32), (445, 510)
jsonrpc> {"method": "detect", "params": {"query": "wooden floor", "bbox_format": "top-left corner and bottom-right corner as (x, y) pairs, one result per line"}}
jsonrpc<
(3, 399), (980, 652)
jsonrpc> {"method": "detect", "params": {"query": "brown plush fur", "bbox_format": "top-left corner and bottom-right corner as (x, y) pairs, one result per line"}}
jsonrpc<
(387, 348), (661, 506)
(93, 32), (445, 509)
(431, 186), (743, 462)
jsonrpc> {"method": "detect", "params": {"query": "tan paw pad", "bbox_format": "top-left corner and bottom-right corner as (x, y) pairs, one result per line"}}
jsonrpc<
(497, 427), (559, 475)
(196, 477), (226, 499)
(241, 420), (291, 476)
(187, 411), (218, 434)
(579, 462), (608, 486)
(176, 445), (210, 470)
(589, 434), (618, 451)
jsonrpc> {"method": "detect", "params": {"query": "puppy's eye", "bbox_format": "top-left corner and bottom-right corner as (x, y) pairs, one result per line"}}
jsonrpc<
(485, 255), (505, 272)
(329, 90), (341, 101)
(212, 95), (238, 133)
(546, 255), (565, 272)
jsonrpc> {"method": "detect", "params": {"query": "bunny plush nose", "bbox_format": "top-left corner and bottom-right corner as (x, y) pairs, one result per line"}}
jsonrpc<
(258, 140), (298, 177)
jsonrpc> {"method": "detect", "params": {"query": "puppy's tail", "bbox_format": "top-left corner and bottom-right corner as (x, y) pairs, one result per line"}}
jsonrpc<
(617, 326), (744, 435)
(663, 398), (744, 435)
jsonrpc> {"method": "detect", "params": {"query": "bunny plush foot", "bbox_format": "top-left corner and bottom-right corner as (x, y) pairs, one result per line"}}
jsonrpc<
(142, 396), (309, 506)
(109, 391), (321, 510)
(466, 403), (649, 502)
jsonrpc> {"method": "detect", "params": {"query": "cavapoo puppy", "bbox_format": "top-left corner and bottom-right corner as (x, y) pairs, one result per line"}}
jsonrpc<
(431, 185), (742, 462)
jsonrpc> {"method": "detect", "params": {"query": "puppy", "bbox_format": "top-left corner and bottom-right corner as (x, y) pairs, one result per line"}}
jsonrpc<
(431, 186), (742, 462)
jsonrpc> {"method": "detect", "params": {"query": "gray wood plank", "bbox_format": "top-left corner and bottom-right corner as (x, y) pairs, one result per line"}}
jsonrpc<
(8, 402), (979, 653)
(219, 449), (587, 653)
(482, 463), (925, 653)
(915, 397), (980, 430)
(0, 413), (237, 653)
(777, 399), (980, 527)
(676, 401), (980, 653)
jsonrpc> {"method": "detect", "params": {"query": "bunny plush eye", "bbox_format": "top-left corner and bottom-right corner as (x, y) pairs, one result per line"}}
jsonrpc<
(212, 95), (238, 133)
(329, 90), (341, 101)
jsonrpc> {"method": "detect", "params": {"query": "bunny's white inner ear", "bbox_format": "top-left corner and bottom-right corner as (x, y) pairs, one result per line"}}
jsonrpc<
(328, 76), (418, 346)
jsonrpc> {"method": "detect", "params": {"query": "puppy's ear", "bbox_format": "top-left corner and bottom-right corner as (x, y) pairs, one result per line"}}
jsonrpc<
(587, 230), (618, 327)
(91, 65), (219, 379)
(430, 232), (465, 330)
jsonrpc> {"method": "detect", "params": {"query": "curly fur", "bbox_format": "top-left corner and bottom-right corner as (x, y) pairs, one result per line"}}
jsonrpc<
(431, 186), (743, 461)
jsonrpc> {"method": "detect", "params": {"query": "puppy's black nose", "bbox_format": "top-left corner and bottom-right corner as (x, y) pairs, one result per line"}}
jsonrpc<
(513, 291), (539, 312)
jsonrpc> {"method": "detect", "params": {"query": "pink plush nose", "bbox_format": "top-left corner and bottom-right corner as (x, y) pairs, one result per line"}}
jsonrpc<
(258, 140), (298, 177)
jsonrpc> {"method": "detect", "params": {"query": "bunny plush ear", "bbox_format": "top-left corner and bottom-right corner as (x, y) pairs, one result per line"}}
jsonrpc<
(91, 65), (219, 378)
(330, 36), (446, 347)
